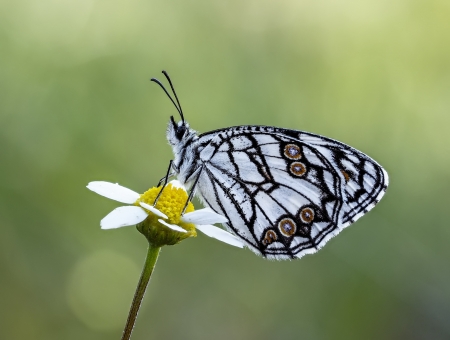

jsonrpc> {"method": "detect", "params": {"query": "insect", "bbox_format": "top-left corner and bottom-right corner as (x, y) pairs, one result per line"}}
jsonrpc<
(151, 71), (389, 260)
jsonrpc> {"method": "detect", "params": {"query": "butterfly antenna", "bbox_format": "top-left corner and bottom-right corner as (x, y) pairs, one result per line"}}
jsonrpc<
(162, 70), (185, 124)
(150, 77), (183, 118)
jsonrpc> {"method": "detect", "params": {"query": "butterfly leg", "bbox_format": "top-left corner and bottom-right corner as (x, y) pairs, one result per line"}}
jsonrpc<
(153, 160), (174, 206)
(157, 172), (176, 187)
(181, 166), (203, 215)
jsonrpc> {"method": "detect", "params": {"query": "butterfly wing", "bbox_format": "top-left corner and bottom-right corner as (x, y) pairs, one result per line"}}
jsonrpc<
(195, 126), (388, 260)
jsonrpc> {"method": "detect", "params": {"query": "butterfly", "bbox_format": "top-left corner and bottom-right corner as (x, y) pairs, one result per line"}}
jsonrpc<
(151, 71), (389, 260)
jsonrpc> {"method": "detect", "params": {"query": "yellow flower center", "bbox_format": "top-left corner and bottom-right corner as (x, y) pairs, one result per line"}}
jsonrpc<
(138, 183), (195, 224)
(135, 183), (196, 246)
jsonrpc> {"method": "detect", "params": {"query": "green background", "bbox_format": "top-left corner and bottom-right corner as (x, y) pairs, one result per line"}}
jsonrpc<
(1, 0), (449, 339)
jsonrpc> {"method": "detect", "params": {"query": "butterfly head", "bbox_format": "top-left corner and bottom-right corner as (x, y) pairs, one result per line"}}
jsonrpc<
(167, 115), (190, 146)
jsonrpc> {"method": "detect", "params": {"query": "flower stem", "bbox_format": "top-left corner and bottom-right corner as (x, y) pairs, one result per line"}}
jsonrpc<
(121, 244), (161, 340)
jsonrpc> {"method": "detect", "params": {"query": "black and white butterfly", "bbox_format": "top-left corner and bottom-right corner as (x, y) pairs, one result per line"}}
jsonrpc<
(151, 71), (389, 260)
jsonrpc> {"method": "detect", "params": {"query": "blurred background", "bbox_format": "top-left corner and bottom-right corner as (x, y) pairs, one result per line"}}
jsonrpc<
(1, 0), (449, 339)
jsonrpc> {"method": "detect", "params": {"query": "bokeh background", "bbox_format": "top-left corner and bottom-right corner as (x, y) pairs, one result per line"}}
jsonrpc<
(1, 0), (449, 339)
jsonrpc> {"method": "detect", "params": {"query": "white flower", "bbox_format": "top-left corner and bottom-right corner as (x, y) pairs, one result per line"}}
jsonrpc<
(87, 180), (244, 248)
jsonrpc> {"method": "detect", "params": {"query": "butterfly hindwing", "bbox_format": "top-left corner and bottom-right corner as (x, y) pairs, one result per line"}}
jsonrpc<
(194, 126), (388, 260)
(297, 131), (388, 226)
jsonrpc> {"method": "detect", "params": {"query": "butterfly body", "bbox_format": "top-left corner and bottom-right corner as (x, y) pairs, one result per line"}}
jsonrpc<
(167, 120), (389, 260)
(166, 119), (201, 184)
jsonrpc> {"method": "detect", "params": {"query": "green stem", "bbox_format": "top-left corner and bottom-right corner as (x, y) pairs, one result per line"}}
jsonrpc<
(121, 244), (161, 340)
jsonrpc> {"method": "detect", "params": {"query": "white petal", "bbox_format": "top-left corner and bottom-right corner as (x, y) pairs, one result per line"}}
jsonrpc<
(139, 202), (168, 219)
(158, 219), (187, 233)
(101, 206), (148, 229)
(87, 181), (140, 204)
(168, 180), (185, 190)
(181, 208), (228, 225)
(195, 225), (244, 248)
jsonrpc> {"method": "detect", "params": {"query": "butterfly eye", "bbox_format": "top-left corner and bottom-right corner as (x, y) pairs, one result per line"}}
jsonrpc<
(175, 124), (186, 140)
(169, 116), (186, 140)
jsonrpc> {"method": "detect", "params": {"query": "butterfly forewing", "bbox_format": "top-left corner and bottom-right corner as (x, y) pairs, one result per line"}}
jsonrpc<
(195, 126), (388, 260)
